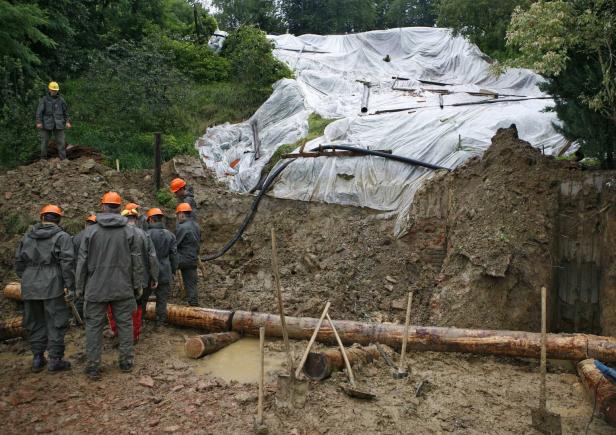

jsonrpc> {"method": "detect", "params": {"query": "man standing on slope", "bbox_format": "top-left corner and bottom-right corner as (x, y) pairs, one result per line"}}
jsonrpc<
(170, 178), (198, 218)
(175, 203), (201, 306)
(76, 192), (144, 380)
(36, 81), (71, 160)
(15, 204), (74, 373)
(144, 208), (177, 328)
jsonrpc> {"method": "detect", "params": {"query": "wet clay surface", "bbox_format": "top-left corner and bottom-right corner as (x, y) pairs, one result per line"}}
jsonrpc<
(0, 325), (612, 434)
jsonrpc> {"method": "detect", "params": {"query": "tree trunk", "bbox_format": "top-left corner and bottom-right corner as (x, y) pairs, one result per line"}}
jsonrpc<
(577, 359), (616, 426)
(6, 284), (616, 362)
(303, 345), (381, 380)
(184, 332), (241, 359)
(0, 316), (25, 341)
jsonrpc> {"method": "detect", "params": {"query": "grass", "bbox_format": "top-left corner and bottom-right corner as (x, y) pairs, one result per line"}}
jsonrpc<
(3, 213), (35, 236)
(156, 188), (176, 209)
(262, 113), (336, 175)
(63, 81), (272, 170)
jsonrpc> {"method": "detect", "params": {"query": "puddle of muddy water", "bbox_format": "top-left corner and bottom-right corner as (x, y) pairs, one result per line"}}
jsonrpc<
(188, 338), (286, 384)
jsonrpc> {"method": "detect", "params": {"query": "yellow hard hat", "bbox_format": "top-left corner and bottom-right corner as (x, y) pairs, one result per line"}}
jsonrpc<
(48, 81), (60, 91)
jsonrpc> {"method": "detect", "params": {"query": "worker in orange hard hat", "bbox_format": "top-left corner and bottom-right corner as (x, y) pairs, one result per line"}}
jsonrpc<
(15, 204), (75, 373)
(124, 202), (148, 230)
(107, 206), (158, 341)
(36, 81), (72, 160)
(76, 191), (145, 380)
(175, 203), (201, 306)
(169, 178), (198, 219)
(144, 207), (177, 328)
(71, 213), (97, 320)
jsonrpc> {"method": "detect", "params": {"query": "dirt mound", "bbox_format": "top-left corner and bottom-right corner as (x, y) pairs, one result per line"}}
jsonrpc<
(405, 125), (616, 333)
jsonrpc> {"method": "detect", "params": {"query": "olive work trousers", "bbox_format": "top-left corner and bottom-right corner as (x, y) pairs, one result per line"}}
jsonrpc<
(40, 128), (66, 160)
(180, 267), (199, 306)
(23, 296), (70, 358)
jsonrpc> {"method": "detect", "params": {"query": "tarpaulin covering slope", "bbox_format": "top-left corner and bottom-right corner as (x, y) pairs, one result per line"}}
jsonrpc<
(197, 27), (567, 236)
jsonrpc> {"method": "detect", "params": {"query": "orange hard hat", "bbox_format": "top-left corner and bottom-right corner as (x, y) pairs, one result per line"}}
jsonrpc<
(100, 191), (122, 205)
(146, 208), (164, 219)
(86, 214), (97, 223)
(170, 178), (186, 193)
(40, 204), (63, 217)
(175, 203), (192, 213)
(124, 202), (140, 211)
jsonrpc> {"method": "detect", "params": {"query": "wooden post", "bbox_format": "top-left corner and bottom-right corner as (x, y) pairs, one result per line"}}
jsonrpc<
(540, 286), (547, 411)
(154, 132), (162, 191)
(326, 312), (355, 386)
(396, 291), (413, 376)
(115, 159), (120, 172)
(257, 326), (265, 425)
(271, 227), (293, 375)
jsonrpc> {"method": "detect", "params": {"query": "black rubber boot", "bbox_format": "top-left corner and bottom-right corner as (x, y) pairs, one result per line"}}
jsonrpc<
(85, 366), (102, 381)
(48, 358), (71, 372)
(119, 360), (133, 373)
(31, 353), (47, 373)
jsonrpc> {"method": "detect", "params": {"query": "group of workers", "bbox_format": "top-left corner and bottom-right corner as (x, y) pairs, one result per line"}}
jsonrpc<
(14, 177), (201, 380)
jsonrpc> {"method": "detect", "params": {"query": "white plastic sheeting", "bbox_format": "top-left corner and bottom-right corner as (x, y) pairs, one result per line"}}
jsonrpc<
(196, 27), (567, 236)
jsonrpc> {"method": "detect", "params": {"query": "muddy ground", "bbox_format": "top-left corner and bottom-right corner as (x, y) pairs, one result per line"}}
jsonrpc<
(1, 325), (612, 434)
(1, 130), (615, 433)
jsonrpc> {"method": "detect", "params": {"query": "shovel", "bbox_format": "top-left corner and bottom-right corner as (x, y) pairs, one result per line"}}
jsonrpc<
(326, 312), (376, 400)
(271, 228), (308, 408)
(530, 286), (562, 434)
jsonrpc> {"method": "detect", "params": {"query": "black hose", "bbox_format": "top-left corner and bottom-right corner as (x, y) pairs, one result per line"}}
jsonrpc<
(201, 158), (296, 261)
(315, 144), (451, 171)
(201, 145), (448, 261)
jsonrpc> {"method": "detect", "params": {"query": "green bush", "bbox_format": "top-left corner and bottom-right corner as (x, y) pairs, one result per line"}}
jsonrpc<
(156, 187), (176, 209)
(223, 25), (292, 86)
(162, 38), (231, 82)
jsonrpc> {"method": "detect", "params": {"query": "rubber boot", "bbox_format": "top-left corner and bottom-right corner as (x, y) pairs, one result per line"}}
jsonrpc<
(85, 366), (102, 381)
(119, 359), (133, 373)
(31, 353), (47, 373)
(47, 357), (71, 372)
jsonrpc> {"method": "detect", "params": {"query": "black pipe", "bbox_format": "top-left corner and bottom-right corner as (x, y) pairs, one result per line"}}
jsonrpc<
(316, 144), (450, 171)
(201, 145), (448, 261)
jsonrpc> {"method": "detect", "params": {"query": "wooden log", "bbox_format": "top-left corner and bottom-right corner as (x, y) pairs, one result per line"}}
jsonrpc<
(577, 359), (616, 426)
(3, 282), (21, 300)
(230, 309), (616, 363)
(0, 316), (25, 341)
(145, 302), (232, 332)
(184, 332), (241, 359)
(303, 345), (380, 381)
(7, 283), (616, 363)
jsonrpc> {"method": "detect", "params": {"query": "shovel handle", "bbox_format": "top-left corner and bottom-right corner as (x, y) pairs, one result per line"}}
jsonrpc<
(295, 301), (330, 379)
(326, 312), (355, 387)
(540, 286), (547, 410)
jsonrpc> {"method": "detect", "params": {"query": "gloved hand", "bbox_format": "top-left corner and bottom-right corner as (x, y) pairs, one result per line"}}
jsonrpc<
(150, 280), (159, 289)
(64, 288), (75, 302)
(134, 287), (143, 300)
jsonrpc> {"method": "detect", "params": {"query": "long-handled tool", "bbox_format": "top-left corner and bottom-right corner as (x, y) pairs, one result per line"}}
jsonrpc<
(197, 258), (207, 279)
(175, 270), (186, 298)
(295, 301), (331, 379)
(253, 326), (268, 434)
(271, 228), (307, 408)
(64, 288), (83, 326)
(530, 286), (562, 434)
(393, 291), (413, 379)
(326, 312), (375, 400)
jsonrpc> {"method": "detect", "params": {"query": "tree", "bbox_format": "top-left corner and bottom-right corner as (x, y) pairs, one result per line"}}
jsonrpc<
(222, 25), (291, 85)
(376, 0), (437, 29)
(0, 1), (54, 75)
(505, 0), (616, 165)
(212, 0), (284, 33)
(437, 0), (529, 60)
